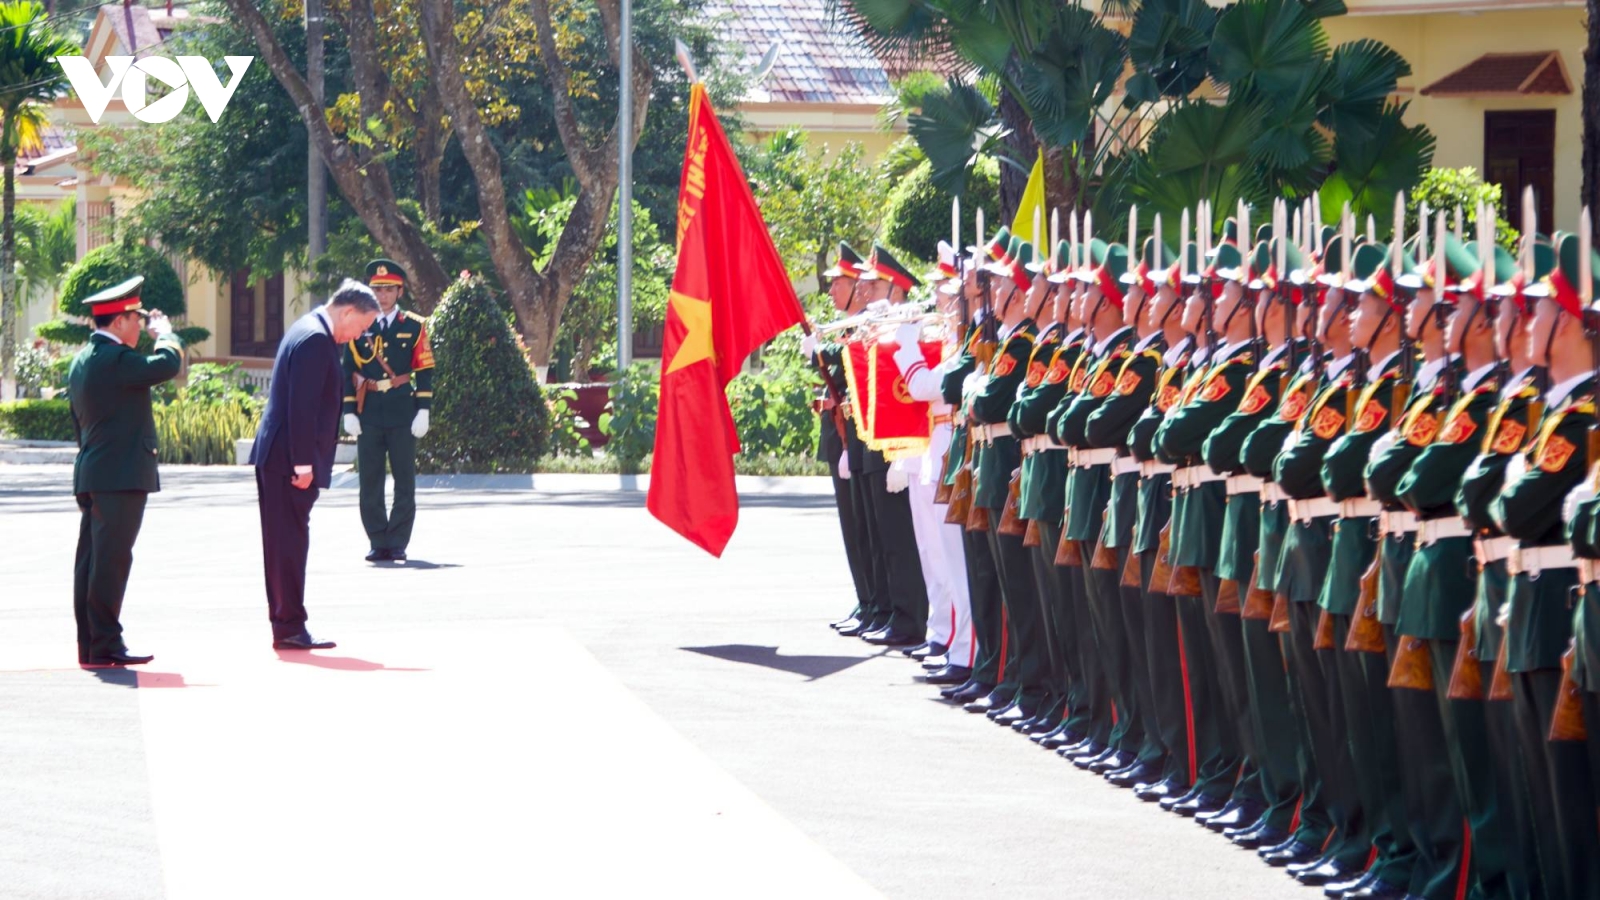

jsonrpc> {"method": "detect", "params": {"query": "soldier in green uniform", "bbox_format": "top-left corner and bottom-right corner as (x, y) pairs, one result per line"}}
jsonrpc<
(1058, 241), (1145, 774)
(1395, 232), (1516, 900)
(342, 260), (435, 562)
(68, 276), (183, 667)
(1209, 241), (1314, 852)
(1158, 237), (1268, 831)
(1083, 230), (1173, 790)
(1269, 246), (1370, 879)
(1494, 231), (1600, 900)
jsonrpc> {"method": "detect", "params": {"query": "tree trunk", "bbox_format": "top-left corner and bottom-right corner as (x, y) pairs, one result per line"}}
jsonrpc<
(1585, 0), (1600, 210)
(1041, 142), (1071, 232)
(412, 88), (449, 225)
(1, 154), (15, 396)
(222, 0), (452, 309)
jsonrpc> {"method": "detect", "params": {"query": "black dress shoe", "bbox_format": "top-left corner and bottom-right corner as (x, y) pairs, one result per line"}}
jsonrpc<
(985, 700), (1018, 721)
(963, 690), (1011, 714)
(1323, 870), (1377, 898)
(390, 550), (407, 562)
(1134, 778), (1186, 802)
(1073, 748), (1118, 771)
(1342, 884), (1405, 900)
(1260, 838), (1317, 865)
(900, 641), (931, 658)
(924, 665), (972, 686)
(83, 649), (155, 667)
(944, 681), (990, 702)
(1171, 792), (1226, 818)
(273, 633), (337, 650)
(1160, 785), (1204, 812)
(828, 613), (860, 630)
(1203, 800), (1265, 832)
(1020, 714), (1060, 735)
(994, 704), (1033, 727)
(1233, 825), (1287, 850)
(1194, 798), (1240, 826)
(1224, 813), (1271, 839)
(1106, 760), (1162, 788)
(1287, 852), (1338, 877)
(1295, 860), (1360, 887)
(1061, 739), (1106, 760)
(838, 620), (874, 637)
(908, 642), (947, 660)
(365, 548), (391, 562)
(921, 654), (951, 671)
(1087, 750), (1133, 773)
(864, 629), (920, 647)
(1040, 728), (1083, 749)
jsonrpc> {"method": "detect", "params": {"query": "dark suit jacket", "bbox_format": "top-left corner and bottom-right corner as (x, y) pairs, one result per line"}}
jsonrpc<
(249, 310), (343, 488)
(68, 332), (183, 494)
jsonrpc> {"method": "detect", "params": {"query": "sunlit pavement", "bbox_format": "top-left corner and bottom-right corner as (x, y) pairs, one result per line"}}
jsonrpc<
(1, 465), (1313, 899)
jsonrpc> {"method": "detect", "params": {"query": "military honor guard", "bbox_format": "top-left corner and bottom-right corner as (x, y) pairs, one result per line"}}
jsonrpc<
(67, 277), (183, 667)
(342, 259), (436, 563)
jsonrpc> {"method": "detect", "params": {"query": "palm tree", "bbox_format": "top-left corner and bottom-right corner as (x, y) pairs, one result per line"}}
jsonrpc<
(0, 0), (75, 397)
(14, 194), (75, 308)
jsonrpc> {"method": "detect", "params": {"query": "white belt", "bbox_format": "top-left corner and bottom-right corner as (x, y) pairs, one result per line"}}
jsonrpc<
(1381, 510), (1419, 535)
(1418, 516), (1472, 545)
(1173, 465), (1225, 490)
(1261, 482), (1287, 504)
(1226, 475), (1263, 495)
(1339, 498), (1382, 519)
(1022, 435), (1054, 455)
(1510, 545), (1577, 577)
(977, 423), (1011, 442)
(1140, 460), (1175, 478)
(1475, 536), (1515, 566)
(1077, 448), (1117, 467)
(1112, 455), (1141, 476)
(1289, 496), (1340, 523)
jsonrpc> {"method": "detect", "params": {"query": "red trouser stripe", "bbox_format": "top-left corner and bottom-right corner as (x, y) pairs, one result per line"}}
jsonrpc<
(996, 604), (1010, 684)
(1455, 819), (1471, 900)
(1177, 615), (1197, 784)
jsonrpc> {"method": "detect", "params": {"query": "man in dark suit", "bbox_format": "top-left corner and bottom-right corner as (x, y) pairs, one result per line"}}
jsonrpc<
(67, 276), (183, 667)
(249, 280), (380, 649)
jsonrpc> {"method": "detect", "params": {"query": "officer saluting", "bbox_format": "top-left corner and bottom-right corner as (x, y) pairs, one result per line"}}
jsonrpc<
(342, 259), (436, 562)
(67, 276), (183, 666)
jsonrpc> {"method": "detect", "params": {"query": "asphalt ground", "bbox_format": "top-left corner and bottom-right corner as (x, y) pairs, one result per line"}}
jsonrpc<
(0, 464), (1316, 899)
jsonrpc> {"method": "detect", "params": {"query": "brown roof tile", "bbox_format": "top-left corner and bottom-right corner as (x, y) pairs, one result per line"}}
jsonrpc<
(707, 0), (892, 105)
(1421, 51), (1572, 97)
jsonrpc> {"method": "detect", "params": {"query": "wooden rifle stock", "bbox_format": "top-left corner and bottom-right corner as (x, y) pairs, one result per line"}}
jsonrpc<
(1387, 636), (1434, 690)
(1446, 609), (1486, 700)
(1549, 645), (1589, 741)
(934, 444), (954, 504)
(1055, 533), (1084, 568)
(945, 466), (973, 525)
(1150, 523), (1177, 595)
(1242, 556), (1275, 621)
(1269, 594), (1292, 633)
(1313, 609), (1337, 650)
(1345, 555), (1387, 653)
(965, 499), (991, 533)
(1215, 579), (1242, 615)
(1092, 540), (1120, 571)
(1487, 648), (1514, 701)
(1121, 543), (1145, 589)
(1023, 519), (1042, 548)
(998, 471), (1028, 537)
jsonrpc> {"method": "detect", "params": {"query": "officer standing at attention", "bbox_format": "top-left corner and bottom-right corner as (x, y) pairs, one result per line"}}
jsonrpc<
(342, 259), (435, 562)
(67, 276), (182, 667)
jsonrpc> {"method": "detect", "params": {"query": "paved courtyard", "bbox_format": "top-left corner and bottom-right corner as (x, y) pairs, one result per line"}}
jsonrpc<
(0, 464), (1316, 899)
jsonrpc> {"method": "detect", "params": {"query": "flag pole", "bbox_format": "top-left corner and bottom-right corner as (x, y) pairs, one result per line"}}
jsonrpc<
(617, 0), (636, 372)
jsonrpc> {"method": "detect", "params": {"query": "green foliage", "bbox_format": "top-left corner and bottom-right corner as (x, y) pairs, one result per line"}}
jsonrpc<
(517, 195), (670, 380)
(0, 397), (72, 440)
(309, 198), (493, 301)
(883, 157), (1001, 263)
(1406, 167), (1519, 253)
(14, 342), (63, 397)
(602, 360), (659, 468)
(726, 329), (819, 458)
(58, 241), (187, 320)
(879, 135), (928, 182)
(531, 452), (828, 476)
(153, 395), (261, 466)
(905, 78), (1013, 197)
(747, 133), (892, 284)
(416, 275), (549, 473)
(545, 387), (605, 456)
(14, 198), (76, 306)
(153, 362), (257, 406)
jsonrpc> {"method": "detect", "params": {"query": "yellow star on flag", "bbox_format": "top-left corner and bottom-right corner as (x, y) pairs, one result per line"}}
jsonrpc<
(665, 290), (714, 374)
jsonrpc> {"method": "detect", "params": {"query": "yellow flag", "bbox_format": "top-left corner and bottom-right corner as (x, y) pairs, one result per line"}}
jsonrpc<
(1010, 150), (1046, 248)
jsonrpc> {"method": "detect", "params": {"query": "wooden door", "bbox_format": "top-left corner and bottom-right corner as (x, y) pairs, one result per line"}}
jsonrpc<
(229, 269), (287, 357)
(1484, 110), (1556, 233)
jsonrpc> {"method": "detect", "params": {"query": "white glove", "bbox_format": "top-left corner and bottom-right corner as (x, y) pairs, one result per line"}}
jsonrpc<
(1369, 430), (1399, 462)
(343, 413), (362, 437)
(146, 310), (173, 338)
(801, 333), (817, 358)
(886, 465), (908, 493)
(1564, 464), (1600, 522)
(411, 409), (430, 439)
(838, 452), (851, 480)
(893, 323), (921, 349)
(1504, 452), (1528, 486)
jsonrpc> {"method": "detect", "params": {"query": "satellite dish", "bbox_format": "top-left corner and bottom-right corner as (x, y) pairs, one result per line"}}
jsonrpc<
(752, 43), (780, 86)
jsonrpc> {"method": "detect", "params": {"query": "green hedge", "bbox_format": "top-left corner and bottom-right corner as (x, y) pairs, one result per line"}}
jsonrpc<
(882, 157), (1001, 264)
(417, 275), (550, 473)
(0, 398), (74, 441)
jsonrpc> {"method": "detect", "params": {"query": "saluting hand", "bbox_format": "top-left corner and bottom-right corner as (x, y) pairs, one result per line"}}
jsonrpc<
(146, 310), (173, 339)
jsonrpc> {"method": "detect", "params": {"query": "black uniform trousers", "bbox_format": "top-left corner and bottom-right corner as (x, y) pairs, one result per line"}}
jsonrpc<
(1290, 600), (1369, 866)
(1511, 668), (1600, 900)
(822, 425), (873, 618)
(1200, 571), (1263, 805)
(1086, 550), (1145, 756)
(1141, 550), (1191, 787)
(1062, 558), (1112, 745)
(73, 490), (147, 659)
(356, 424), (417, 553)
(863, 467), (929, 637)
(1387, 629), (1464, 899)
(965, 526), (1005, 688)
(256, 469), (320, 640)
(986, 526), (1048, 711)
(1175, 583), (1236, 800)
(1029, 520), (1072, 719)
(846, 462), (892, 629)
(1428, 640), (1513, 900)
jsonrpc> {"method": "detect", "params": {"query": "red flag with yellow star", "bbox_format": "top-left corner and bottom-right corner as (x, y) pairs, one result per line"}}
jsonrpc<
(646, 83), (803, 556)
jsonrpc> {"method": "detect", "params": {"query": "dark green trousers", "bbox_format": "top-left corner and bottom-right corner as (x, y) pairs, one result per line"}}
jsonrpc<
(1388, 631), (1465, 899)
(986, 526), (1048, 709)
(1029, 521), (1071, 718)
(1293, 602), (1367, 864)
(846, 464), (891, 628)
(1201, 572), (1262, 804)
(1061, 559), (1111, 744)
(1175, 588), (1236, 799)
(1429, 641), (1514, 900)
(1484, 670), (1538, 900)
(964, 526), (1005, 687)
(1141, 550), (1191, 787)
(1240, 615), (1304, 831)
(1115, 545), (1166, 766)
(1511, 669), (1600, 900)
(357, 424), (417, 553)
(822, 427), (872, 618)
(1085, 557), (1145, 754)
(73, 490), (147, 659)
(1334, 619), (1414, 884)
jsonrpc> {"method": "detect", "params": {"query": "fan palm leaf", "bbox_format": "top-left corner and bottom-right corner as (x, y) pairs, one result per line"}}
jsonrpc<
(1208, 0), (1328, 102)
(906, 77), (1013, 196)
(1319, 102), (1436, 226)
(1319, 39), (1411, 143)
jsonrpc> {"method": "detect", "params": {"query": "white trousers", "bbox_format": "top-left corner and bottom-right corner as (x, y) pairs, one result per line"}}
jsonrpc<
(902, 425), (975, 666)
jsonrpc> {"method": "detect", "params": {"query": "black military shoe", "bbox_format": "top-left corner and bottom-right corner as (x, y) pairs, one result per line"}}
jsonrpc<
(923, 665), (972, 686)
(365, 548), (391, 562)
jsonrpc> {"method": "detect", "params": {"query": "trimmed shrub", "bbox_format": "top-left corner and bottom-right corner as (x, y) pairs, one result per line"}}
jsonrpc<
(153, 394), (261, 465)
(416, 274), (549, 473)
(0, 398), (74, 441)
(38, 242), (209, 347)
(881, 157), (1001, 264)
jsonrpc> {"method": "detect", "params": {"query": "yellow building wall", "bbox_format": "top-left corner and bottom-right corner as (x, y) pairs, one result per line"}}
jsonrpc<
(1323, 5), (1585, 227)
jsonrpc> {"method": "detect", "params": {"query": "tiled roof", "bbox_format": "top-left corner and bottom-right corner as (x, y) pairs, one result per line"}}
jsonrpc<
(708, 0), (892, 105)
(1421, 51), (1572, 97)
(17, 126), (73, 169)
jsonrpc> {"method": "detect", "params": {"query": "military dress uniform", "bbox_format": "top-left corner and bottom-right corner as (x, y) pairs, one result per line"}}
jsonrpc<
(817, 244), (877, 633)
(68, 277), (182, 666)
(343, 260), (435, 561)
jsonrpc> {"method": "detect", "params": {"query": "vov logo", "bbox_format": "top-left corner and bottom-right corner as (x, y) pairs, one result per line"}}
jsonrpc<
(54, 55), (253, 124)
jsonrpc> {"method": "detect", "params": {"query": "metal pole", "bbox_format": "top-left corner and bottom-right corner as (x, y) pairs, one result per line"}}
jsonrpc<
(616, 0), (634, 372)
(306, 0), (327, 267)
